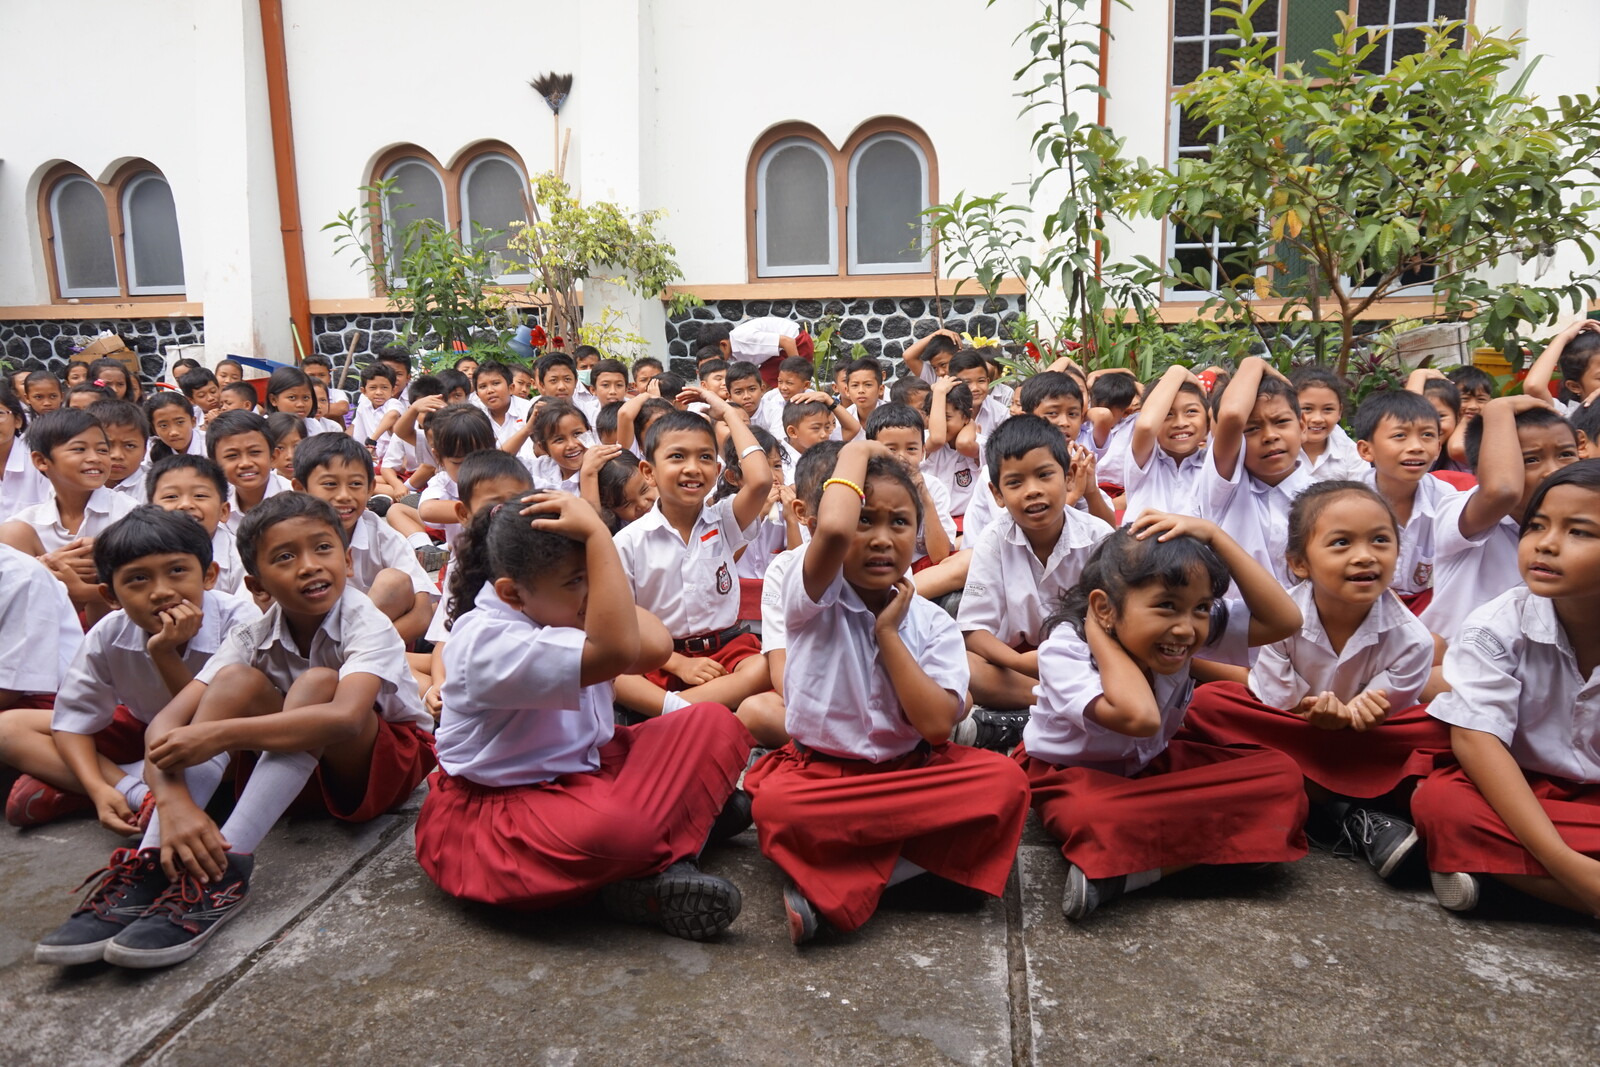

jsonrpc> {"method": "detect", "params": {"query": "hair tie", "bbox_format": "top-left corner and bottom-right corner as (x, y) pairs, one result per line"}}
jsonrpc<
(93, 379), (107, 388)
(490, 502), (506, 518)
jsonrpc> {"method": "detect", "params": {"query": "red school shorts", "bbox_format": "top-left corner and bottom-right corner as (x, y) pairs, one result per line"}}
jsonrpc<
(6, 697), (144, 764)
(1183, 681), (1449, 801)
(643, 631), (762, 691)
(1412, 759), (1600, 876)
(234, 715), (437, 824)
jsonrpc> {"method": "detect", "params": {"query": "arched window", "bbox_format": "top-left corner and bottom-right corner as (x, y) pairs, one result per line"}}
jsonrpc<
(848, 132), (930, 274)
(460, 152), (531, 281)
(380, 157), (448, 273)
(122, 173), (185, 295)
(755, 137), (837, 278)
(49, 176), (119, 298)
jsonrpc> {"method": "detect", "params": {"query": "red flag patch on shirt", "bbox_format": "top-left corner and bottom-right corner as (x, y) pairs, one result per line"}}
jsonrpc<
(700, 528), (720, 543)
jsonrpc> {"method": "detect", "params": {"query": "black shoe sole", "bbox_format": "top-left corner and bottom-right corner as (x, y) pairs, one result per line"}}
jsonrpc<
(601, 869), (741, 941)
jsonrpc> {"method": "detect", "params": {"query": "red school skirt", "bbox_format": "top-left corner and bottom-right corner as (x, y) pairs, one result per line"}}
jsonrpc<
(1016, 733), (1309, 880)
(643, 632), (762, 691)
(744, 740), (1029, 932)
(234, 716), (436, 824)
(1412, 760), (1600, 876)
(414, 704), (753, 909)
(1182, 681), (1449, 801)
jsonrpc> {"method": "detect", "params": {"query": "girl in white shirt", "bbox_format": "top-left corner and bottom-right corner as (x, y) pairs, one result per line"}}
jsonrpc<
(1019, 514), (1306, 921)
(1124, 364), (1210, 518)
(414, 491), (754, 940)
(1412, 460), (1600, 916)
(742, 439), (1030, 944)
(1291, 366), (1370, 482)
(1185, 482), (1446, 882)
(144, 391), (208, 462)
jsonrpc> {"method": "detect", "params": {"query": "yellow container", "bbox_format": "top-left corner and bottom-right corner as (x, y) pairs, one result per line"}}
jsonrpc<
(1472, 347), (1513, 378)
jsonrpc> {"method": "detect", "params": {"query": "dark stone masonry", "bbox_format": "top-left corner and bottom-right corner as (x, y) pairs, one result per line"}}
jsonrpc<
(0, 317), (204, 383)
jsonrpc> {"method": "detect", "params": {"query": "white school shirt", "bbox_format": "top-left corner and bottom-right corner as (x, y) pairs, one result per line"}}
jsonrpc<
(52, 590), (261, 735)
(107, 465), (147, 502)
(922, 436), (986, 516)
(378, 430), (419, 475)
(222, 471), (291, 536)
(10, 487), (139, 553)
(961, 477), (1000, 546)
(1123, 445), (1208, 519)
(0, 544), (82, 697)
(1304, 425), (1370, 482)
(571, 389), (602, 426)
(974, 395), (1011, 437)
(759, 545), (802, 652)
(1359, 468), (1461, 596)
(303, 416), (345, 438)
(0, 442), (49, 522)
(1247, 583), (1434, 711)
(1429, 586), (1600, 783)
(350, 397), (405, 452)
(435, 583), (612, 787)
(752, 389), (788, 437)
(525, 454), (580, 494)
(781, 542), (969, 762)
(348, 510), (436, 598)
(777, 439), (804, 476)
(1419, 487), (1521, 642)
(957, 508), (1114, 648)
(1024, 599), (1251, 775)
(615, 496), (750, 638)
(916, 476), (958, 561)
(737, 514), (789, 580)
(471, 392), (533, 421)
(420, 470), (462, 548)
(196, 585), (432, 731)
(183, 431), (210, 457)
(1090, 414), (1138, 487)
(730, 316), (800, 363)
(212, 526), (245, 595)
(1197, 449), (1312, 588)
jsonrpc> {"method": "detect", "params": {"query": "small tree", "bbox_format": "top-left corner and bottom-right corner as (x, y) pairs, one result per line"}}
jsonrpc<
(1123, 0), (1600, 373)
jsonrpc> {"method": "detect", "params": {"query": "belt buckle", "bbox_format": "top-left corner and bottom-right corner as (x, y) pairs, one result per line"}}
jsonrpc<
(682, 635), (711, 654)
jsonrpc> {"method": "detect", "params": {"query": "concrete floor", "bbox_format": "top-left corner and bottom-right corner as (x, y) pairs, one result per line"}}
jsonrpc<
(2, 794), (1597, 1066)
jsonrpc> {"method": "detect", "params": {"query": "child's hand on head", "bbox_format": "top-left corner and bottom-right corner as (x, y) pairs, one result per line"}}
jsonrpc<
(147, 600), (204, 655)
(410, 394), (445, 415)
(791, 390), (831, 406)
(519, 490), (606, 539)
(932, 375), (956, 395)
(581, 442), (623, 477)
(1129, 510), (1219, 544)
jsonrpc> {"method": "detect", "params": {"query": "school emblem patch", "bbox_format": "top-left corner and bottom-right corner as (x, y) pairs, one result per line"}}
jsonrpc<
(1412, 562), (1433, 587)
(716, 562), (732, 595)
(955, 468), (972, 488)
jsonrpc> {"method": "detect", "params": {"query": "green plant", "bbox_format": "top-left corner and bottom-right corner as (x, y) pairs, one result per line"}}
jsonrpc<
(1121, 1), (1600, 374)
(324, 177), (512, 349)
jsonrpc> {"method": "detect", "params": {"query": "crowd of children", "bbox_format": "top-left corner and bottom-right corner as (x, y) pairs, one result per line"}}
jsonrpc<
(4, 315), (1600, 968)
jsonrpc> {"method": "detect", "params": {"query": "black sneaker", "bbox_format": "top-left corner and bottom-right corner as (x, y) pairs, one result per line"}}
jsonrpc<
(366, 493), (394, 517)
(951, 707), (1030, 752)
(34, 848), (169, 965)
(599, 860), (741, 941)
(782, 880), (822, 945)
(706, 788), (754, 845)
(102, 853), (253, 969)
(1339, 808), (1420, 881)
(1061, 862), (1124, 921)
(415, 544), (448, 573)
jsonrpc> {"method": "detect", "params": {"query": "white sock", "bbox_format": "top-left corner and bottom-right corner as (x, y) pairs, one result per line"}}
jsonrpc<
(660, 692), (691, 714)
(888, 857), (927, 887)
(1124, 867), (1161, 892)
(406, 532), (432, 550)
(219, 750), (318, 855)
(141, 752), (232, 851)
(114, 769), (149, 811)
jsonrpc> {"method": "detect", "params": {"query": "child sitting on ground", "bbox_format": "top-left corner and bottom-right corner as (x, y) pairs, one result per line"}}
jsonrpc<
(413, 491), (753, 939)
(949, 350), (1011, 436)
(744, 437), (1031, 944)
(921, 378), (985, 524)
(752, 356), (817, 437)
(350, 364), (404, 456)
(1083, 368), (1141, 493)
(145, 392), (207, 460)
(4, 508), (259, 839)
(0, 544), (81, 716)
(503, 399), (590, 492)
(92, 400), (150, 502)
(1352, 390), (1456, 611)
(1125, 365), (1210, 517)
(178, 369), (220, 423)
(147, 453), (245, 596)
(207, 410), (290, 536)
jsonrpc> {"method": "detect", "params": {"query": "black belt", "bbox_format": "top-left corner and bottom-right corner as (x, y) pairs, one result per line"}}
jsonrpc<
(673, 623), (749, 655)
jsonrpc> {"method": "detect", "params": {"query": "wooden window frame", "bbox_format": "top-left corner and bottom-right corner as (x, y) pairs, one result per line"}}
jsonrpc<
(37, 159), (185, 304)
(745, 118), (940, 283)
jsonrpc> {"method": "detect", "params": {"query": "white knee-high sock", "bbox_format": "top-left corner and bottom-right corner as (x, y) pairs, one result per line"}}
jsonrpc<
(141, 752), (232, 851)
(888, 857), (927, 887)
(219, 750), (318, 855)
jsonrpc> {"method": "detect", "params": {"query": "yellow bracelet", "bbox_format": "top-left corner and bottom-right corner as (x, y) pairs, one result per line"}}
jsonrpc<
(822, 477), (866, 502)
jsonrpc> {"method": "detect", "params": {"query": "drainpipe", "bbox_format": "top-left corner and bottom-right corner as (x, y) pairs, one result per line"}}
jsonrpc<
(1094, 0), (1111, 279)
(259, 0), (312, 361)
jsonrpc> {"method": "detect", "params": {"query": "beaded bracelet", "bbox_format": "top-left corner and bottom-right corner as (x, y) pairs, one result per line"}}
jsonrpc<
(822, 477), (866, 503)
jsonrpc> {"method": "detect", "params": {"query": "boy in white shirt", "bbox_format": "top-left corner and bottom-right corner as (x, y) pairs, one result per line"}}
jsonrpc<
(958, 415), (1113, 738)
(901, 328), (963, 385)
(1524, 317), (1600, 416)
(349, 364), (404, 455)
(752, 356), (820, 438)
(147, 453), (246, 596)
(1084, 369), (1141, 492)
(612, 397), (775, 719)
(843, 357), (886, 425)
(207, 410), (291, 536)
(950, 350), (1011, 436)
(1351, 390), (1458, 610)
(0, 384), (49, 522)
(1125, 365), (1210, 518)
(5, 508), (258, 845)
(0, 543), (81, 715)
(92, 400), (151, 502)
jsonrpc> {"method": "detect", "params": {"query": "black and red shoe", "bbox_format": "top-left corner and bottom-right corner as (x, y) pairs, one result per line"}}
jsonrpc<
(35, 848), (170, 965)
(102, 853), (253, 969)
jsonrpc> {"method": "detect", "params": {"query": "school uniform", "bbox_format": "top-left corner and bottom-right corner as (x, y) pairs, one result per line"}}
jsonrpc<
(222, 472), (291, 536)
(743, 543), (1031, 932)
(1090, 414), (1138, 489)
(0, 443), (49, 523)
(351, 397), (405, 454)
(419, 470), (462, 548)
(0, 544), (82, 700)
(614, 496), (762, 685)
(960, 476), (1000, 547)
(777, 439), (804, 476)
(9, 487), (139, 553)
(1304, 426), (1370, 482)
(1412, 587), (1600, 875)
(525, 454), (580, 495)
(957, 507), (1113, 649)
(182, 432), (209, 458)
(758, 545), (801, 653)
(1183, 584), (1446, 799)
(571, 389), (602, 426)
(974, 395), (1011, 437)
(736, 514), (789, 581)
(414, 584), (752, 909)
(212, 526), (245, 595)
(377, 431), (419, 480)
(52, 591), (261, 763)
(751, 388), (788, 438)
(1359, 468), (1460, 605)
(1196, 449), (1312, 588)
(912, 477), (958, 571)
(1122, 446), (1207, 520)
(1419, 487), (1520, 643)
(106, 465), (147, 503)
(921, 436), (986, 519)
(196, 585), (435, 822)
(303, 416), (345, 438)
(347, 511), (436, 600)
(1017, 603), (1307, 879)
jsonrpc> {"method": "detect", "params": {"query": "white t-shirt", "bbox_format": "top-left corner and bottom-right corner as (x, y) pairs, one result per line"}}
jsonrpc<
(1419, 488), (1521, 642)
(614, 496), (750, 638)
(1248, 582), (1434, 711)
(435, 583), (613, 787)
(0, 544), (82, 697)
(957, 508), (1113, 648)
(780, 543), (968, 762)
(53, 590), (261, 733)
(1429, 586), (1600, 783)
(1359, 468), (1461, 596)
(10, 487), (138, 552)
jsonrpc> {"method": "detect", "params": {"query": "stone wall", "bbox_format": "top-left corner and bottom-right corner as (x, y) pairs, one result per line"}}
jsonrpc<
(0, 317), (204, 383)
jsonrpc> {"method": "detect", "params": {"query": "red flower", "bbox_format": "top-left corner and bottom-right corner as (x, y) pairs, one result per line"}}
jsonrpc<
(1025, 342), (1041, 360)
(551, 336), (565, 350)
(529, 325), (548, 347)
